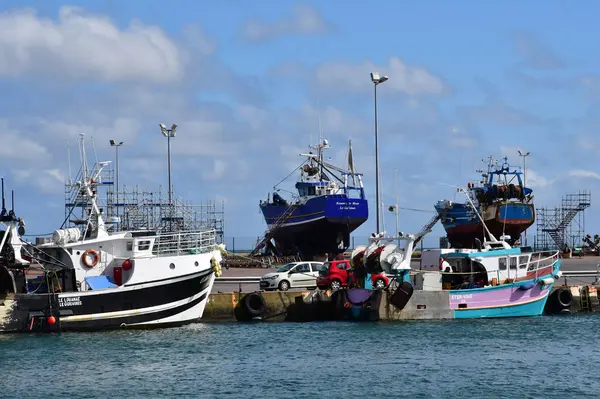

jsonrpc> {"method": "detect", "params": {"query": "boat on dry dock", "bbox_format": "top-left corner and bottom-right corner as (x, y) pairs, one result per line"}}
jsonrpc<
(252, 139), (368, 261)
(435, 156), (535, 248)
(0, 135), (224, 333)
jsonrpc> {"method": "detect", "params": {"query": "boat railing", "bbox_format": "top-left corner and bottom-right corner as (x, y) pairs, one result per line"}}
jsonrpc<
(151, 229), (217, 257)
(416, 250), (560, 289)
(529, 250), (560, 280)
(501, 250), (559, 283)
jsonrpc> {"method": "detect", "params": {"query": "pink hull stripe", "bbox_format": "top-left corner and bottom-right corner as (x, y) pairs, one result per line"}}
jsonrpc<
(450, 283), (550, 310)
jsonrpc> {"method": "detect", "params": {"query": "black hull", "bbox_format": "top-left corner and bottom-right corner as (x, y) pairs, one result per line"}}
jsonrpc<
(270, 217), (364, 260)
(0, 269), (214, 333)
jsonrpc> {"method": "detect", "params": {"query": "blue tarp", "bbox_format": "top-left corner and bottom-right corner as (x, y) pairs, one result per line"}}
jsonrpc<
(85, 275), (118, 290)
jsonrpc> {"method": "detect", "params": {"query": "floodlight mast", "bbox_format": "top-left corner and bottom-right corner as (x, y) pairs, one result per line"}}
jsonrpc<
(370, 72), (389, 234)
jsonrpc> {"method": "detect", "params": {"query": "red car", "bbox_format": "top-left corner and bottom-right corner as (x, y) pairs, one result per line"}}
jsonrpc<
(316, 259), (390, 290)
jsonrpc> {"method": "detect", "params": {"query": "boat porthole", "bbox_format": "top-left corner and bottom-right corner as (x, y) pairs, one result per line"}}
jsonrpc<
(169, 263), (175, 270)
(76, 251), (80, 255)
(194, 261), (199, 267)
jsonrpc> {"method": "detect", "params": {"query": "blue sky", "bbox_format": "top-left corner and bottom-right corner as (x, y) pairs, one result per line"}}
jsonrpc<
(1, 0), (600, 249)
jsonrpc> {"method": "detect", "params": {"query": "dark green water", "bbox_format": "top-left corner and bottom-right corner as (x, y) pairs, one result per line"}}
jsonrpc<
(1, 315), (599, 398)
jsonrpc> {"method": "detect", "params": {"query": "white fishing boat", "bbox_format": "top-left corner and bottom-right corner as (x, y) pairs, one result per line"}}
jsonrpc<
(0, 135), (224, 332)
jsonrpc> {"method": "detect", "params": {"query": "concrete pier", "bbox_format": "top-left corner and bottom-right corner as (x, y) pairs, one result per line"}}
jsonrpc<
(203, 256), (600, 322)
(213, 256), (600, 294)
(379, 290), (453, 320)
(203, 284), (600, 322)
(203, 290), (329, 322)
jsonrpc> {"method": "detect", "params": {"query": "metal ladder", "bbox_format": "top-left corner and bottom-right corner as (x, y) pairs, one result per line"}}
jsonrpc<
(580, 286), (591, 312)
(250, 204), (296, 255)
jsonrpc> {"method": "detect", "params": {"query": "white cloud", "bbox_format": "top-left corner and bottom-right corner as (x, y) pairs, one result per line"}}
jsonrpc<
(522, 169), (552, 188)
(12, 168), (65, 194)
(34, 117), (142, 144)
(299, 104), (371, 138)
(235, 105), (271, 130)
(567, 169), (600, 180)
(202, 159), (227, 181)
(0, 6), (184, 83)
(449, 126), (476, 149)
(315, 56), (446, 96)
(168, 120), (242, 157)
(240, 4), (330, 43)
(0, 119), (50, 160)
(180, 24), (217, 56)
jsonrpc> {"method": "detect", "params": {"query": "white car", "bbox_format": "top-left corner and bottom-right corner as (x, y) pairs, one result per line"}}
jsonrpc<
(259, 261), (325, 291)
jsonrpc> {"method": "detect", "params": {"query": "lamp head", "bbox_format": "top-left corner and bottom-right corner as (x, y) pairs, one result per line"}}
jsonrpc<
(109, 140), (116, 146)
(370, 72), (389, 84)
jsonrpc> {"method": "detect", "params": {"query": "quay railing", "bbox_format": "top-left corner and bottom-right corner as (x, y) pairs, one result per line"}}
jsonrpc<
(151, 229), (217, 256)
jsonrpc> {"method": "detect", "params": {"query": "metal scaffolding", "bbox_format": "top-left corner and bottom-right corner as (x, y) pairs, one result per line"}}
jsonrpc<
(535, 191), (591, 251)
(64, 162), (225, 242)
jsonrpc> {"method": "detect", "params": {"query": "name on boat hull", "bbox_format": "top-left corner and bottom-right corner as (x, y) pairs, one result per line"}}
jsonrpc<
(59, 296), (82, 307)
(450, 294), (473, 300)
(336, 201), (360, 210)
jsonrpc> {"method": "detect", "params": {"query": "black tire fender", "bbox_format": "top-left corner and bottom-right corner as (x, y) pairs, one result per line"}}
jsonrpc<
(243, 292), (267, 316)
(557, 288), (573, 308)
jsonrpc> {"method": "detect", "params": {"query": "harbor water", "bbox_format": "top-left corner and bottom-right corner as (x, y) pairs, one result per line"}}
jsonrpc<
(2, 315), (600, 398)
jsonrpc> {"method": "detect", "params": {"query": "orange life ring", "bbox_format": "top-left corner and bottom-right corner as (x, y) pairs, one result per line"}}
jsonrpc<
(82, 249), (99, 268)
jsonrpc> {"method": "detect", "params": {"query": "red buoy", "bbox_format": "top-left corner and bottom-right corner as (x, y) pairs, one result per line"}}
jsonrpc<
(47, 316), (56, 325)
(122, 259), (133, 271)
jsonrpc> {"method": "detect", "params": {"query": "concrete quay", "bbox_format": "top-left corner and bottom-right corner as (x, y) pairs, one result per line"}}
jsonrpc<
(204, 256), (600, 322)
(211, 256), (600, 294)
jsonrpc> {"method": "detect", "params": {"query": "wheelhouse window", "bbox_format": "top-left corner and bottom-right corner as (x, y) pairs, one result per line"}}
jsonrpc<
(518, 256), (528, 269)
(499, 258), (507, 270)
(509, 257), (517, 270)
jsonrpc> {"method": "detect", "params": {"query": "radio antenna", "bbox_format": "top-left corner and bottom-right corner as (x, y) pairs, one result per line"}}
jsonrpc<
(0, 178), (6, 216)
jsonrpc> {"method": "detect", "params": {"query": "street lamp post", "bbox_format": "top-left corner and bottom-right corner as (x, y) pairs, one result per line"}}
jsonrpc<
(159, 123), (178, 205)
(109, 139), (124, 221)
(370, 72), (388, 234)
(518, 149), (530, 245)
(517, 149), (530, 189)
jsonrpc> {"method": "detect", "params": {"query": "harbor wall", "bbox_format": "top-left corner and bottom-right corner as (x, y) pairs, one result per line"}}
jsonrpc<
(379, 290), (453, 320)
(202, 284), (600, 322)
(203, 290), (325, 322)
